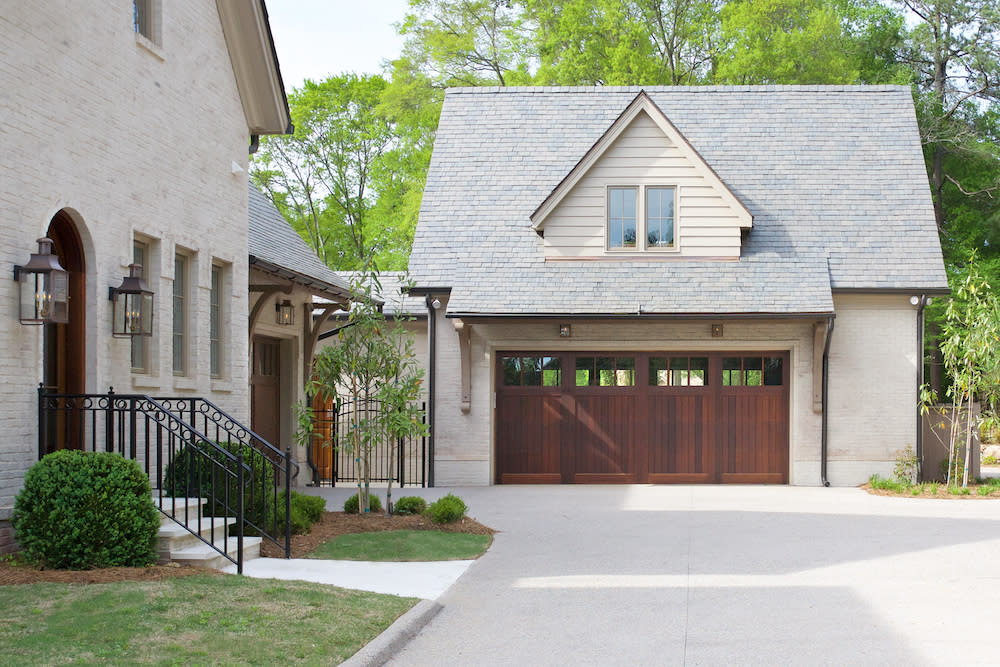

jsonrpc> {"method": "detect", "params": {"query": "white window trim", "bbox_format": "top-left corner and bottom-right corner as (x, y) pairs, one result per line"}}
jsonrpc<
(605, 185), (681, 254)
(209, 260), (231, 381)
(172, 251), (189, 377)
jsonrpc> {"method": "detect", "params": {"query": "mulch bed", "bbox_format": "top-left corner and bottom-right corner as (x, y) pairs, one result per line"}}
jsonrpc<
(1, 511), (495, 586)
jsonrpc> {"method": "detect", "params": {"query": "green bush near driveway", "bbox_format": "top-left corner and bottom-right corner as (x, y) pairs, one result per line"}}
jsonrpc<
(392, 495), (427, 516)
(344, 492), (383, 514)
(425, 494), (467, 524)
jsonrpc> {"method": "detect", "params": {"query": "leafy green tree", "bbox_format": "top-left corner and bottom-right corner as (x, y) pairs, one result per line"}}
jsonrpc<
(397, 0), (535, 87)
(300, 268), (426, 513)
(937, 258), (1000, 486)
(252, 74), (410, 270)
(715, 0), (859, 84)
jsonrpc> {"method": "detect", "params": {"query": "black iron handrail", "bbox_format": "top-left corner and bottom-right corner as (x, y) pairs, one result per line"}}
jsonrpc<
(152, 396), (295, 556)
(37, 387), (293, 572)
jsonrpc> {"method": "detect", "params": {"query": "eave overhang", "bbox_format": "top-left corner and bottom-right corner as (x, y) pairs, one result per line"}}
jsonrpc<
(249, 255), (357, 304)
(216, 0), (293, 135)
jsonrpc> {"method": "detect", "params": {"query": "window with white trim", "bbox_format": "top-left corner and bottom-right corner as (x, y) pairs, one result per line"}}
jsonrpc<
(172, 253), (187, 376)
(130, 240), (150, 372)
(209, 263), (225, 378)
(607, 185), (677, 252)
(133, 0), (161, 45)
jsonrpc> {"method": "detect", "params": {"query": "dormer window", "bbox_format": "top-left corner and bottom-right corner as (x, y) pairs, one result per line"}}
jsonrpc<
(646, 186), (675, 249)
(607, 186), (677, 252)
(608, 187), (637, 249)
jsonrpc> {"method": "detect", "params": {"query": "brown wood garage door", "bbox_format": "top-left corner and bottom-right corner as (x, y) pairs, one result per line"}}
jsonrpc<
(496, 351), (789, 484)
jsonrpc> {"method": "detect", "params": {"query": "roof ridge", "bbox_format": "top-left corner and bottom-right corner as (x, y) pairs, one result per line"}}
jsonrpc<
(444, 84), (908, 95)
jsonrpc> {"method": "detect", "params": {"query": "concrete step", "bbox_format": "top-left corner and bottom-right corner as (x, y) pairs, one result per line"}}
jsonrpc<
(153, 496), (206, 525)
(167, 535), (263, 571)
(157, 517), (234, 559)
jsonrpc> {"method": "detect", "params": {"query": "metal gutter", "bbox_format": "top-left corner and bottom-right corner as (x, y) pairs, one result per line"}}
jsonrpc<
(445, 311), (835, 321)
(821, 315), (836, 487)
(425, 294), (438, 487)
(831, 287), (951, 296)
(916, 295), (928, 479)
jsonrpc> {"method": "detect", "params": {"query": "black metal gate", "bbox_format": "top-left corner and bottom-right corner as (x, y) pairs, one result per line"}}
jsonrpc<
(308, 398), (427, 487)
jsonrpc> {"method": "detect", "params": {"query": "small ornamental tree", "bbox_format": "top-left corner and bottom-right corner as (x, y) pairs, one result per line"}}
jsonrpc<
(299, 265), (426, 513)
(934, 257), (1000, 486)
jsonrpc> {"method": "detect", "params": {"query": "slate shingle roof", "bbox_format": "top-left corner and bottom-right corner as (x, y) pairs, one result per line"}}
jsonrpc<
(248, 184), (351, 299)
(408, 85), (949, 316)
(333, 271), (427, 318)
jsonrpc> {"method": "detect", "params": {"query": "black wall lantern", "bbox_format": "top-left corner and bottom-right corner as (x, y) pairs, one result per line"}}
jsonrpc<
(276, 299), (294, 326)
(14, 237), (69, 325)
(109, 263), (154, 337)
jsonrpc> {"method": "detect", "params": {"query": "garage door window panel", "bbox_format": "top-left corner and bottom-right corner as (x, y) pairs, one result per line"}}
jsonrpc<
(650, 356), (709, 387)
(502, 355), (562, 388)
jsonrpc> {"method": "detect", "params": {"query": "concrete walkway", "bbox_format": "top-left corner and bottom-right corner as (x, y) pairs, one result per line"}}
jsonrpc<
(299, 485), (1000, 666)
(221, 557), (474, 599)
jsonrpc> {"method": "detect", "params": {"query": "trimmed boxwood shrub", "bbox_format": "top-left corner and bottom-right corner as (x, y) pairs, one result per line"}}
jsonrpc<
(280, 491), (326, 535)
(392, 495), (427, 516)
(425, 494), (467, 524)
(343, 492), (383, 514)
(12, 450), (159, 569)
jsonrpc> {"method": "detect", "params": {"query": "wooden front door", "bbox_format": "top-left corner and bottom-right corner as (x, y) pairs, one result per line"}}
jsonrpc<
(495, 351), (790, 484)
(251, 336), (281, 447)
(42, 211), (86, 454)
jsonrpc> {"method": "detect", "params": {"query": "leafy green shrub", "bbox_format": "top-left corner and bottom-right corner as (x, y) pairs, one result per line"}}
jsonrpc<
(976, 485), (994, 496)
(930, 482), (939, 494)
(163, 441), (278, 529)
(293, 492), (326, 524)
(869, 474), (908, 493)
(983, 455), (999, 465)
(12, 450), (159, 569)
(948, 485), (971, 496)
(393, 496), (427, 516)
(344, 492), (383, 514)
(892, 445), (919, 485)
(425, 494), (467, 524)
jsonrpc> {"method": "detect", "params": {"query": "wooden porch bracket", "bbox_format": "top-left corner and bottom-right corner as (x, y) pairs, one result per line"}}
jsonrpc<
(248, 284), (292, 337)
(304, 302), (341, 384)
(453, 318), (472, 413)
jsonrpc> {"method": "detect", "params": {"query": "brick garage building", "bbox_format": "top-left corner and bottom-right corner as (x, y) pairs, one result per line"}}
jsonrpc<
(409, 87), (950, 486)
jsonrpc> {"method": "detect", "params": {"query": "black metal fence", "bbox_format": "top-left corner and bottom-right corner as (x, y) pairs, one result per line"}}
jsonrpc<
(308, 397), (427, 487)
(37, 386), (295, 573)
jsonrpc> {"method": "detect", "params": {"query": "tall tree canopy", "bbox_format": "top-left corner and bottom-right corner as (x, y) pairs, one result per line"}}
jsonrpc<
(252, 74), (415, 270)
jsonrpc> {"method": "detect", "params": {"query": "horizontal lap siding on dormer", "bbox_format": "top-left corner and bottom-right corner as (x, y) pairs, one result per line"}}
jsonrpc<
(542, 111), (744, 259)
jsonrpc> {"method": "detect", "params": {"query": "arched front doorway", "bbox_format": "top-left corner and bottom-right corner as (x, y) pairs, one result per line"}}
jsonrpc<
(42, 210), (86, 453)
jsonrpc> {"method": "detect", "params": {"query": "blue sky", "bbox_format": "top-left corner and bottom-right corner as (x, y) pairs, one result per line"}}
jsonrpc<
(266, 0), (411, 90)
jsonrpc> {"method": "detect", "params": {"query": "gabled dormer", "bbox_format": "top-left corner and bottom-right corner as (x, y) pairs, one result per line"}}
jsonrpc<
(532, 92), (752, 260)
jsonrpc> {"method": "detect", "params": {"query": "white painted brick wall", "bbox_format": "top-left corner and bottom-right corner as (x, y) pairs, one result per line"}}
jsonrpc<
(827, 294), (918, 485)
(0, 3), (253, 525)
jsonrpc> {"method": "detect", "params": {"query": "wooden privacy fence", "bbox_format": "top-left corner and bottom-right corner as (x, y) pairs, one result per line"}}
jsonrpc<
(307, 395), (427, 488)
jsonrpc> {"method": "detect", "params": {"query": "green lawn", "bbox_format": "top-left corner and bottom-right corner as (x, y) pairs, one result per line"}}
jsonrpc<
(0, 574), (415, 666)
(309, 530), (492, 561)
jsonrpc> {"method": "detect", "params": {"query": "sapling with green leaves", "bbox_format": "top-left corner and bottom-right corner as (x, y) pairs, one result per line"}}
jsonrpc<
(937, 257), (1000, 487)
(298, 265), (426, 514)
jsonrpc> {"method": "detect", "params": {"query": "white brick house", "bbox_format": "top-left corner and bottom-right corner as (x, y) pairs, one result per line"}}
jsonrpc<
(409, 87), (949, 486)
(0, 2), (300, 552)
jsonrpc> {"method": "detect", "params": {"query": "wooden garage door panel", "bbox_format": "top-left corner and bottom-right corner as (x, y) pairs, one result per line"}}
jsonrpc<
(496, 394), (561, 480)
(719, 393), (788, 482)
(573, 395), (634, 475)
(647, 394), (711, 476)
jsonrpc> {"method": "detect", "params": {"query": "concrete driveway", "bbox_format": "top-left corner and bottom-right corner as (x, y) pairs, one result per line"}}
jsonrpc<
(320, 484), (997, 666)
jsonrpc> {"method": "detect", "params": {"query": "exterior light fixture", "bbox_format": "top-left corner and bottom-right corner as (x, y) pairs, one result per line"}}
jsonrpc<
(276, 299), (295, 326)
(14, 237), (69, 325)
(909, 295), (920, 306)
(559, 323), (571, 338)
(431, 298), (442, 310)
(109, 263), (154, 337)
(711, 323), (724, 338)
